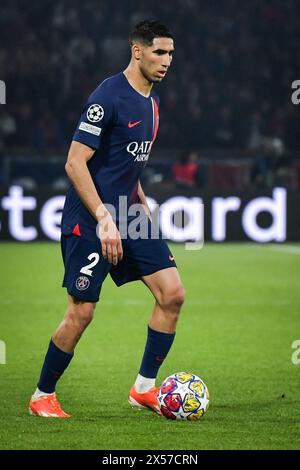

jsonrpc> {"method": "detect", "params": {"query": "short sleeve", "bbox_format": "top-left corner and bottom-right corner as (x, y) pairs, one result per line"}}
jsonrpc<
(72, 83), (115, 150)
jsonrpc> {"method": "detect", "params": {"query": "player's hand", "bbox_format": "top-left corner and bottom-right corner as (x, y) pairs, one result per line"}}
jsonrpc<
(97, 213), (123, 265)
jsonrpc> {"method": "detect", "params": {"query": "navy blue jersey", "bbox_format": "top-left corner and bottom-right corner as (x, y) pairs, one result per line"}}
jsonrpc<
(61, 72), (160, 239)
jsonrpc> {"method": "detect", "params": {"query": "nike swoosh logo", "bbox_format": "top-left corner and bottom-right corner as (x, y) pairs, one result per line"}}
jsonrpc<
(128, 120), (142, 128)
(169, 255), (175, 261)
(155, 356), (165, 362)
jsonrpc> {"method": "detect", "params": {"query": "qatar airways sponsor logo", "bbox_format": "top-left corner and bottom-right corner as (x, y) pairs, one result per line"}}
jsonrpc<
(126, 141), (152, 162)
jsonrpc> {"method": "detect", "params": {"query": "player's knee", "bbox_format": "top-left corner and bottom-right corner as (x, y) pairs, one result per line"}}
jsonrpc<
(78, 303), (96, 327)
(67, 302), (96, 330)
(160, 284), (185, 313)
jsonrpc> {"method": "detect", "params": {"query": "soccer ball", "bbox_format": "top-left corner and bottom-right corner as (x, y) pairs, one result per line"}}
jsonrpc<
(158, 372), (209, 421)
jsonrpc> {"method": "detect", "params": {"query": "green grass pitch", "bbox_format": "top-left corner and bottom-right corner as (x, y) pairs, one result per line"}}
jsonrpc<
(0, 242), (299, 450)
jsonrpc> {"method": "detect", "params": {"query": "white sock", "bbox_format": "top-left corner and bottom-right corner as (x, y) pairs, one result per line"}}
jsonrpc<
(134, 374), (155, 393)
(32, 387), (55, 401)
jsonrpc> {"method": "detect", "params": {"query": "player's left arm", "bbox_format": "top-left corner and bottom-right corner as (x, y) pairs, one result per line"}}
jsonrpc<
(137, 181), (152, 220)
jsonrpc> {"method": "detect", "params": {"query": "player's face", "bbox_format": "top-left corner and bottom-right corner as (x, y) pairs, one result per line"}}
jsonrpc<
(139, 37), (174, 83)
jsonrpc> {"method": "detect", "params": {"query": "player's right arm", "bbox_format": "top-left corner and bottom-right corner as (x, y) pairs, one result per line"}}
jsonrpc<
(65, 140), (123, 265)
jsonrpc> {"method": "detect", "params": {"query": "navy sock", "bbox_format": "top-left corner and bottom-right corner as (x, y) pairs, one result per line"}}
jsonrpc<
(37, 339), (74, 393)
(139, 326), (175, 379)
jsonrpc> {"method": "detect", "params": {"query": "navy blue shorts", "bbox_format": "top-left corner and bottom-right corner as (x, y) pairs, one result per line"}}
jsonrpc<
(61, 230), (176, 302)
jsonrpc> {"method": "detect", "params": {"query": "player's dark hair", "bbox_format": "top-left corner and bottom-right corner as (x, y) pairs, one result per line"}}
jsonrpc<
(129, 20), (174, 47)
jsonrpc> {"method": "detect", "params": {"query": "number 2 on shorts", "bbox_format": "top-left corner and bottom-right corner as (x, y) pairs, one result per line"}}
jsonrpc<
(80, 253), (100, 276)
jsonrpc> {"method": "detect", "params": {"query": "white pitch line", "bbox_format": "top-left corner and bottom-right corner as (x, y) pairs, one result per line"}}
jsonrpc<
(269, 245), (300, 255)
(0, 299), (291, 307)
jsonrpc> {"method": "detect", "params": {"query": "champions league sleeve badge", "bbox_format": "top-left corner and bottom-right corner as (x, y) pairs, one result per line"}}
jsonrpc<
(87, 104), (104, 123)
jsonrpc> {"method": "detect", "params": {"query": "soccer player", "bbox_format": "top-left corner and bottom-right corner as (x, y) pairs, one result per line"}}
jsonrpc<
(29, 20), (185, 418)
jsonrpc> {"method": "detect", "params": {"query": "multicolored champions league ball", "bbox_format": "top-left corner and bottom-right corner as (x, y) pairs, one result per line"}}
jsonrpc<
(158, 372), (209, 421)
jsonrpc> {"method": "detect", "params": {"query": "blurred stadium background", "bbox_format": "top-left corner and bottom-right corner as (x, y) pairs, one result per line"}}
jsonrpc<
(0, 0), (300, 242)
(0, 0), (300, 451)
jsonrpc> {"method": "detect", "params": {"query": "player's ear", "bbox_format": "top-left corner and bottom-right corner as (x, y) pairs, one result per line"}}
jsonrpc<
(132, 43), (142, 60)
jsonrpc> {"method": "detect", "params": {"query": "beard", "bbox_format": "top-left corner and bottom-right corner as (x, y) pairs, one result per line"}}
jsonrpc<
(139, 64), (159, 84)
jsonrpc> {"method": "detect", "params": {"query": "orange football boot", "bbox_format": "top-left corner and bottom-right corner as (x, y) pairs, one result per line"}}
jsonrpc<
(29, 393), (70, 418)
(128, 385), (161, 415)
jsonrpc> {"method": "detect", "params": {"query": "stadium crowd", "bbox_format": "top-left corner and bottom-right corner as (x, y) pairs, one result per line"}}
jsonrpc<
(0, 0), (299, 170)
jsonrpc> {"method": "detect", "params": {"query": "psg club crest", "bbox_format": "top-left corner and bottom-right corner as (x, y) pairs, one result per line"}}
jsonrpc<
(75, 276), (90, 291)
(87, 104), (104, 123)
